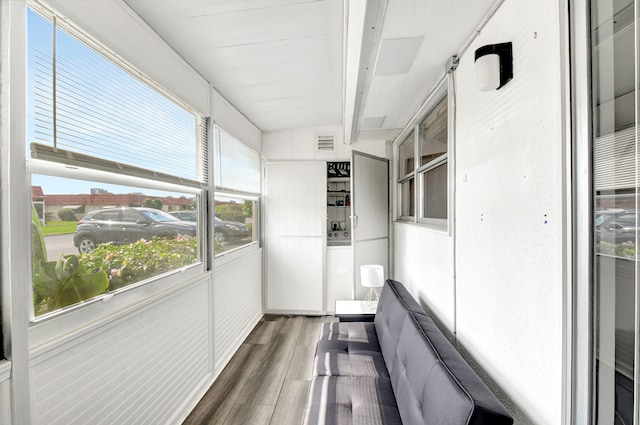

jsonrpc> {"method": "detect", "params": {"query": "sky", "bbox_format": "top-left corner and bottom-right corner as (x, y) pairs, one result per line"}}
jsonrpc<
(26, 8), (198, 198)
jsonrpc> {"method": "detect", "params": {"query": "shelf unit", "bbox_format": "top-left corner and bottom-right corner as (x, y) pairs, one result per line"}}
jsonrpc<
(327, 162), (351, 246)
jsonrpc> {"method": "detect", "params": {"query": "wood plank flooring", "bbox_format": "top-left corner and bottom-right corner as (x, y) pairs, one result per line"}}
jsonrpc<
(183, 315), (335, 425)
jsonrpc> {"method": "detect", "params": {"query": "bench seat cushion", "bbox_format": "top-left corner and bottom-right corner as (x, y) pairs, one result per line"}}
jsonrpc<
(303, 376), (402, 425)
(313, 322), (388, 377)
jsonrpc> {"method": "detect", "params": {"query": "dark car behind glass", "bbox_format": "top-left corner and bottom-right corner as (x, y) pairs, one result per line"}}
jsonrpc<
(74, 207), (197, 253)
(597, 210), (639, 244)
(213, 216), (250, 244)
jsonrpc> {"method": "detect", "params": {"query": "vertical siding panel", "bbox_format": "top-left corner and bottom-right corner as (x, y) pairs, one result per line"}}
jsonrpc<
(30, 277), (212, 425)
(214, 249), (263, 373)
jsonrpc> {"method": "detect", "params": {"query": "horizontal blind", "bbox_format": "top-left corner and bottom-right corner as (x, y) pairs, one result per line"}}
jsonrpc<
(27, 8), (204, 183)
(214, 126), (261, 194)
(594, 126), (637, 191)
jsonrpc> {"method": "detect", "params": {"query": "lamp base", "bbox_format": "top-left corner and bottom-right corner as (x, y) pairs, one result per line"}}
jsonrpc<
(364, 287), (380, 302)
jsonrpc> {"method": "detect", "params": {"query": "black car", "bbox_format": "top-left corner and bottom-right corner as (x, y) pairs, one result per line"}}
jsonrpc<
(213, 216), (251, 244)
(168, 211), (197, 222)
(74, 207), (197, 253)
(165, 211), (250, 244)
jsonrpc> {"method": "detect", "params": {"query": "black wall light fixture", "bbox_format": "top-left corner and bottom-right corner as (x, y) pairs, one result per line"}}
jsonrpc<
(474, 42), (513, 91)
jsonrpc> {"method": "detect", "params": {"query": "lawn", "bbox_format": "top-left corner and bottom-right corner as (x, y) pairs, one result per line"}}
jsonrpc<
(42, 221), (77, 236)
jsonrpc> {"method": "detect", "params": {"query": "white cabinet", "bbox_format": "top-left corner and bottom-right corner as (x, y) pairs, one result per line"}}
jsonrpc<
(264, 161), (326, 314)
(263, 155), (388, 314)
(326, 246), (353, 313)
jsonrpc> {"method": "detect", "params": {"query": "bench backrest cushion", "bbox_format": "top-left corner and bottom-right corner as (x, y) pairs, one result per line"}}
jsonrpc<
(376, 280), (513, 425)
(374, 279), (425, 374)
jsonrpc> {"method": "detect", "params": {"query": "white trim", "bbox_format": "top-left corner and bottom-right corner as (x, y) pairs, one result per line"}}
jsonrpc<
(570, 0), (593, 423)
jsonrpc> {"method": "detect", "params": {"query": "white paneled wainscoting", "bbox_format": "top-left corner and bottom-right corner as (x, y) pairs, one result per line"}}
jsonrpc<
(29, 276), (213, 425)
(25, 248), (263, 425)
(213, 249), (263, 372)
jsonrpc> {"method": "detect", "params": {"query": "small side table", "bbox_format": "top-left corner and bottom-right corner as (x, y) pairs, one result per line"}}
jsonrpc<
(335, 300), (378, 322)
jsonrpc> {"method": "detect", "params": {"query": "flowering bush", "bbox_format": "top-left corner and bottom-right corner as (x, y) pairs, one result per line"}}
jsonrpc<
(597, 241), (638, 260)
(81, 235), (198, 291)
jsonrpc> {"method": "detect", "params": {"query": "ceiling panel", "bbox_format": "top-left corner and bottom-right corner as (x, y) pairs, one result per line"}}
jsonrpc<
(125, 0), (499, 141)
(125, 0), (344, 131)
(358, 0), (498, 141)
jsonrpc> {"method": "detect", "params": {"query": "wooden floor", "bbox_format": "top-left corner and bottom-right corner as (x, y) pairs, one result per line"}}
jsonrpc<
(183, 315), (335, 425)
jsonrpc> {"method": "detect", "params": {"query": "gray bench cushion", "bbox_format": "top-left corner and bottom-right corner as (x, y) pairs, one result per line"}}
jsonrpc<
(303, 376), (402, 425)
(313, 322), (388, 377)
(304, 280), (513, 425)
(380, 280), (513, 425)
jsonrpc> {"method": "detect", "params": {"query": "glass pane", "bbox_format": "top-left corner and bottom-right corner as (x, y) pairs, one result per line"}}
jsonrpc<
(31, 175), (200, 317)
(422, 163), (447, 220)
(214, 195), (258, 256)
(26, 8), (200, 181)
(591, 0), (636, 422)
(400, 178), (414, 218)
(214, 127), (261, 194)
(419, 96), (447, 166)
(398, 130), (415, 177)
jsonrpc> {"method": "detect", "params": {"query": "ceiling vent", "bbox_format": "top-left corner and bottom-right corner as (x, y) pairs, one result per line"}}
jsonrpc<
(316, 135), (335, 152)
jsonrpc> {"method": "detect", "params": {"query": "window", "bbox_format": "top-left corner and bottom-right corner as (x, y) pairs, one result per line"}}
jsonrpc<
(395, 81), (449, 227)
(398, 130), (415, 219)
(27, 7), (207, 318)
(418, 95), (448, 226)
(213, 126), (261, 257)
(590, 0), (637, 421)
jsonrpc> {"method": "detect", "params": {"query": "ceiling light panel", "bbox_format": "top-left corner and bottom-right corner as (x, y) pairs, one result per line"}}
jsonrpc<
(374, 36), (424, 76)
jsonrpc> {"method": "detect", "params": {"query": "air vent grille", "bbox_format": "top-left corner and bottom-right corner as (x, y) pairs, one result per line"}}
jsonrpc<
(317, 135), (335, 151)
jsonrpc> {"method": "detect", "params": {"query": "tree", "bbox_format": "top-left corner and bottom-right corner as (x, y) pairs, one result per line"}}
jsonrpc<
(243, 200), (253, 218)
(143, 198), (163, 210)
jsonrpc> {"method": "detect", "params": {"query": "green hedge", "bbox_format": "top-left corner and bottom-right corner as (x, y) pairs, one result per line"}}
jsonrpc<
(82, 235), (198, 291)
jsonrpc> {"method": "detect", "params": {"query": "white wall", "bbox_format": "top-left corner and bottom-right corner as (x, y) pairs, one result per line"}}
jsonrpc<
(393, 0), (564, 423)
(263, 125), (388, 160)
(212, 88), (262, 153)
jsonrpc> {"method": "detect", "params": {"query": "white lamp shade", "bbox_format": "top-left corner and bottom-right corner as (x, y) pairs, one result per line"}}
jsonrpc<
(360, 264), (384, 288)
(475, 53), (501, 91)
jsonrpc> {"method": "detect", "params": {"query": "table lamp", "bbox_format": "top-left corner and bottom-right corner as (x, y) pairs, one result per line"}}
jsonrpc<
(360, 264), (384, 302)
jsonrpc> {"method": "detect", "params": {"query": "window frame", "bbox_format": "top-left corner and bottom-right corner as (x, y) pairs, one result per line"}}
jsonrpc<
(25, 4), (210, 325)
(397, 129), (416, 221)
(394, 76), (452, 230)
(212, 125), (262, 263)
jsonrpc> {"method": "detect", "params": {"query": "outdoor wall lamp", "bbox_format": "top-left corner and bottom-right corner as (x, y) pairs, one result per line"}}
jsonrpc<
(474, 42), (513, 91)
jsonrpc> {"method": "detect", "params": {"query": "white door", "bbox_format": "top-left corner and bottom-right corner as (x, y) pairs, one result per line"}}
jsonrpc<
(351, 151), (389, 299)
(264, 161), (326, 314)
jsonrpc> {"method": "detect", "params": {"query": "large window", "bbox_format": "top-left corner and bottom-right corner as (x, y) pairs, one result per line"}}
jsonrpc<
(396, 82), (449, 227)
(213, 126), (261, 257)
(27, 6), (208, 318)
(590, 0), (636, 423)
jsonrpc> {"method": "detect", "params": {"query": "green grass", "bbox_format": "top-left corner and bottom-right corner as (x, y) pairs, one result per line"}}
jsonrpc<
(42, 221), (77, 236)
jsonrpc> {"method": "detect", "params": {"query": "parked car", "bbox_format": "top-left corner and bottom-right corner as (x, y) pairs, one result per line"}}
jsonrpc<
(597, 210), (639, 244)
(169, 210), (250, 244)
(214, 216), (250, 244)
(74, 207), (197, 253)
(168, 211), (197, 222)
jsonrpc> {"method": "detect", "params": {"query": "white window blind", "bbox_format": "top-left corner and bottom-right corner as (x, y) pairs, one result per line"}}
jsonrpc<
(214, 126), (261, 194)
(27, 8), (205, 183)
